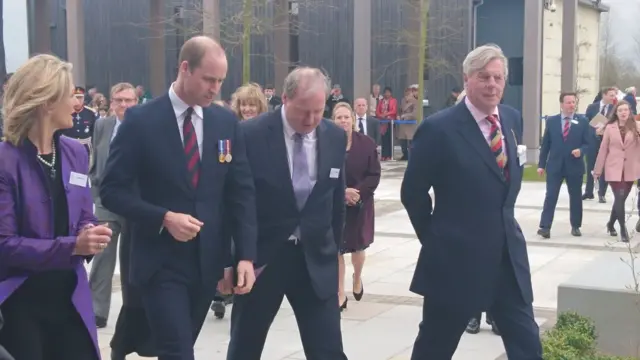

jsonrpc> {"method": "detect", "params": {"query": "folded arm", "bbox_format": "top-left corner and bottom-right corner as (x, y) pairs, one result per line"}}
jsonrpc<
(100, 108), (167, 229)
(400, 120), (440, 243)
(226, 122), (257, 263)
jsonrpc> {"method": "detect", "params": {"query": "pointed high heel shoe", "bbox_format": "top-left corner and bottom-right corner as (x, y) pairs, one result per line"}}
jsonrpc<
(606, 222), (618, 236)
(352, 274), (364, 301)
(339, 296), (348, 312)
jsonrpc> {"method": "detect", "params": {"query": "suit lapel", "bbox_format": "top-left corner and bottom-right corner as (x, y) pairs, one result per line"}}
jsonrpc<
(307, 121), (331, 202)
(197, 107), (217, 193)
(455, 104), (504, 182)
(266, 112), (297, 209)
(157, 95), (191, 192)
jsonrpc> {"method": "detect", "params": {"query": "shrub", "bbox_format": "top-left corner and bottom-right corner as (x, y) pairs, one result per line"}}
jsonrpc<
(542, 312), (635, 360)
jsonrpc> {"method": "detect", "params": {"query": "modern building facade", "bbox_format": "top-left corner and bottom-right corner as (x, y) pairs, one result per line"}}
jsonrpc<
(16, 0), (606, 160)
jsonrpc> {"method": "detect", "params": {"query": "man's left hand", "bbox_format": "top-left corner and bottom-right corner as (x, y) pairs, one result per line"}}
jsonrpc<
(571, 149), (581, 158)
(234, 260), (256, 295)
(217, 267), (234, 295)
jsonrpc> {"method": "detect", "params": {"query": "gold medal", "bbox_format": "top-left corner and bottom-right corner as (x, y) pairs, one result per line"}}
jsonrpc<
(218, 153), (225, 163)
(225, 153), (232, 162)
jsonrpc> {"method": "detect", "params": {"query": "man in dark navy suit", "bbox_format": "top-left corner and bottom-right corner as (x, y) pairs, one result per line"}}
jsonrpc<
(401, 44), (542, 359)
(101, 36), (257, 360)
(583, 86), (617, 202)
(537, 92), (591, 239)
(227, 67), (348, 360)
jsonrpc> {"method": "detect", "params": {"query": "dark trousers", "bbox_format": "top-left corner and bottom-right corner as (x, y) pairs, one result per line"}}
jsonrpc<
(140, 243), (212, 360)
(471, 312), (493, 324)
(227, 242), (347, 360)
(411, 251), (542, 360)
(539, 172), (583, 229)
(381, 127), (392, 158)
(0, 296), (97, 360)
(585, 142), (608, 197)
(401, 139), (411, 159)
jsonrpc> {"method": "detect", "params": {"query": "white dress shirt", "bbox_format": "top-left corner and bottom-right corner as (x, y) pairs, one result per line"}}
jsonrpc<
(356, 113), (368, 135)
(281, 105), (317, 187)
(169, 84), (204, 155)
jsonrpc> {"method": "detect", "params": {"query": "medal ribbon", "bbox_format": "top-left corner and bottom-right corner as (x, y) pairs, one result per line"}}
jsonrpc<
(225, 140), (231, 157)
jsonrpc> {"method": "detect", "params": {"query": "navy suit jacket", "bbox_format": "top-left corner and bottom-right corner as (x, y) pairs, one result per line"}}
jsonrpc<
(240, 110), (346, 300)
(538, 114), (591, 176)
(585, 102), (613, 121)
(401, 101), (533, 312)
(100, 95), (257, 287)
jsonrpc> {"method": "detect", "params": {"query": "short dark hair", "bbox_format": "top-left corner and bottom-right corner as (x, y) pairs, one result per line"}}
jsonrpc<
(559, 92), (577, 103)
(265, 84), (274, 90)
(383, 86), (392, 93)
(602, 86), (617, 95)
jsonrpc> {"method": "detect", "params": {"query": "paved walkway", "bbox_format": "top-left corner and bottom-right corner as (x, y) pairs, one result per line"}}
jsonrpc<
(95, 162), (633, 359)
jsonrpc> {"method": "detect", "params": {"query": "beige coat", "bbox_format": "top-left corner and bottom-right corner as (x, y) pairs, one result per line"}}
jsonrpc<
(369, 94), (382, 117)
(397, 96), (418, 140)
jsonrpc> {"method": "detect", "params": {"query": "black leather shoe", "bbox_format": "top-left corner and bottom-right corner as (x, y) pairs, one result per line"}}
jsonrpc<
(571, 227), (582, 237)
(353, 274), (364, 301)
(582, 194), (594, 200)
(211, 301), (226, 319)
(465, 318), (480, 334)
(537, 228), (550, 239)
(95, 316), (107, 329)
(599, 195), (606, 203)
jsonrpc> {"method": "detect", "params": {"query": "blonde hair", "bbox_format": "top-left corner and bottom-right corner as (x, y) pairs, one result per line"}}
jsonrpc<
(463, 44), (508, 78)
(2, 54), (73, 145)
(331, 101), (356, 130)
(231, 83), (268, 120)
(110, 82), (135, 98)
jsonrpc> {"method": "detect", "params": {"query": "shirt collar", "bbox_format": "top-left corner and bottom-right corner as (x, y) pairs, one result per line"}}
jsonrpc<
(561, 113), (574, 120)
(356, 113), (367, 120)
(465, 97), (498, 124)
(168, 83), (203, 120)
(281, 105), (316, 140)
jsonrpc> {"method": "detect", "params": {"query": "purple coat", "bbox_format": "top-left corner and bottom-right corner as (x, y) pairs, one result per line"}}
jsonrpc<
(0, 136), (99, 358)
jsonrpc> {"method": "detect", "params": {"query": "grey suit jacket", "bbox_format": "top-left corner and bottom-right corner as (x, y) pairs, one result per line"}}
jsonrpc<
(89, 116), (123, 221)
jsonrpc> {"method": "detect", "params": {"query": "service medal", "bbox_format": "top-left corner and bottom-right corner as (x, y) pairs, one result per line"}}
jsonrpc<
(225, 154), (232, 162)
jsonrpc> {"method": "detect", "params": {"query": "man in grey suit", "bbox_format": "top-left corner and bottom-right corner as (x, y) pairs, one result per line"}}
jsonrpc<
(89, 82), (139, 328)
(354, 97), (381, 145)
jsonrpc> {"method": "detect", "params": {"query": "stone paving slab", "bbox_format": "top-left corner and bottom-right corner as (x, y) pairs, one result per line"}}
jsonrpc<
(97, 293), (549, 360)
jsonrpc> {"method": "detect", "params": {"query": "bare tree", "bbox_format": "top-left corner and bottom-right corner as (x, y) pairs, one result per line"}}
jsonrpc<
(372, 0), (465, 120)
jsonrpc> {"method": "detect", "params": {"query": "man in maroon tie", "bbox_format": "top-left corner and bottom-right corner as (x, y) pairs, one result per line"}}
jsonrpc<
(100, 36), (257, 360)
(537, 92), (591, 239)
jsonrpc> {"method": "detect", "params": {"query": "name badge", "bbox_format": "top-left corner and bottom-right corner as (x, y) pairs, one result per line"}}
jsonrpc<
(69, 172), (88, 187)
(517, 145), (527, 166)
(571, 119), (579, 124)
(330, 168), (340, 179)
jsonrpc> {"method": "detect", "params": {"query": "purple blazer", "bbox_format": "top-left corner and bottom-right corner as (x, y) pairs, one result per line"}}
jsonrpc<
(0, 135), (99, 357)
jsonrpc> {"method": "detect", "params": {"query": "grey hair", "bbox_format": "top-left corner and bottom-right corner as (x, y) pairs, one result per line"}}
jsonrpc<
(625, 86), (636, 93)
(462, 44), (508, 78)
(283, 67), (331, 99)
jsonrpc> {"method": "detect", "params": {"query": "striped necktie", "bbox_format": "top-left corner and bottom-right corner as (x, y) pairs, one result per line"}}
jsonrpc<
(183, 107), (200, 188)
(486, 115), (507, 170)
(563, 117), (570, 141)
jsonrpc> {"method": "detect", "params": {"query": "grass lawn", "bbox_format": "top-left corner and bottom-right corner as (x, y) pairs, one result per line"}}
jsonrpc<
(522, 165), (588, 182)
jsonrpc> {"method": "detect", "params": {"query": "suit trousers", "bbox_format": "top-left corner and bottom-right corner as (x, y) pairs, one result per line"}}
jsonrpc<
(0, 294), (97, 360)
(140, 240), (212, 360)
(539, 173), (583, 229)
(89, 218), (123, 320)
(227, 242), (348, 360)
(585, 139), (608, 197)
(411, 249), (542, 360)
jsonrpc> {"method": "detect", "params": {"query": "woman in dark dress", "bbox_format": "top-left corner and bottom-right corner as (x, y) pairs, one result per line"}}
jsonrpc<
(332, 102), (381, 310)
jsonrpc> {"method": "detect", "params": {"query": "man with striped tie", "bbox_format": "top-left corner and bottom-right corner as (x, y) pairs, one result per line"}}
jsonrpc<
(401, 44), (542, 359)
(100, 36), (257, 360)
(537, 92), (591, 239)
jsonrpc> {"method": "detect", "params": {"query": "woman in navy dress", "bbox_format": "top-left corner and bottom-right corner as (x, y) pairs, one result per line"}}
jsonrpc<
(331, 102), (381, 310)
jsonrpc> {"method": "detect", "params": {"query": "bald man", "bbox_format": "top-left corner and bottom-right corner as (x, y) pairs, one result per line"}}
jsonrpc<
(101, 36), (257, 360)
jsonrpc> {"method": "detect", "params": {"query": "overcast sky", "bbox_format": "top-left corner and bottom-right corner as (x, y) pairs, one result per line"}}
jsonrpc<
(601, 0), (640, 58)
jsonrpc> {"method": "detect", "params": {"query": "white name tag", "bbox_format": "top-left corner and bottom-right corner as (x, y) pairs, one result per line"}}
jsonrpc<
(571, 119), (579, 124)
(517, 145), (527, 166)
(329, 168), (340, 179)
(69, 172), (88, 187)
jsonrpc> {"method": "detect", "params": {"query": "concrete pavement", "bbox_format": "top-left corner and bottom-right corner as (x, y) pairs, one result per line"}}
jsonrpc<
(95, 161), (637, 359)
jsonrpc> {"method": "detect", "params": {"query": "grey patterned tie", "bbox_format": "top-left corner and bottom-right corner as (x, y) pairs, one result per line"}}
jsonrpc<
(292, 133), (312, 209)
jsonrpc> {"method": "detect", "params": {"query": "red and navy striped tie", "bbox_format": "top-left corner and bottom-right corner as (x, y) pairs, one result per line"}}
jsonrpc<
(183, 107), (200, 188)
(563, 117), (570, 141)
